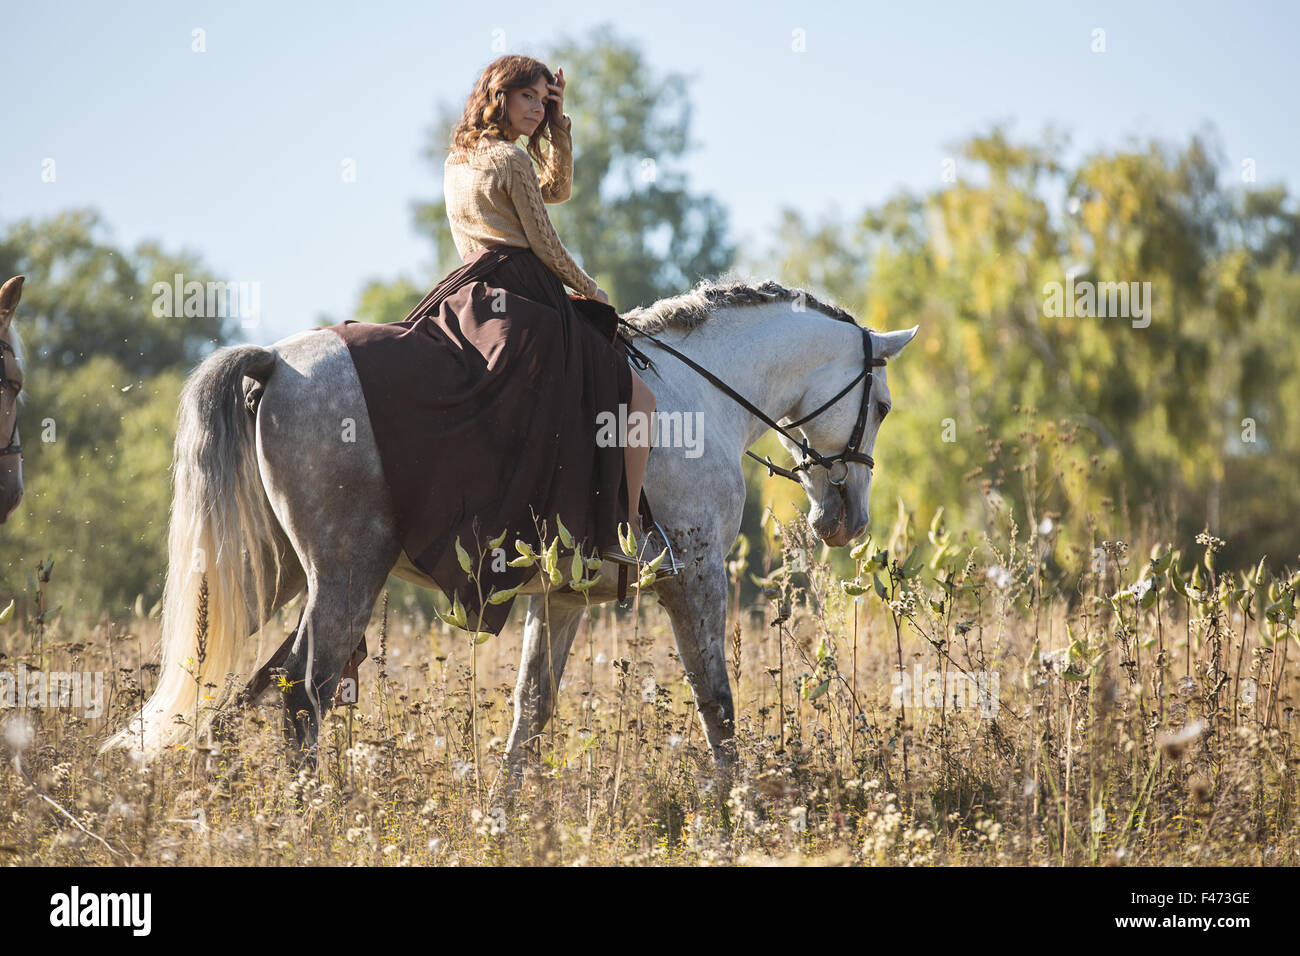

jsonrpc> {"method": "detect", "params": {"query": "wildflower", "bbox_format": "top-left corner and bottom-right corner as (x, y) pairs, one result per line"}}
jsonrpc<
(986, 565), (1012, 589)
(1189, 775), (1211, 804)
(789, 806), (807, 834)
(472, 806), (507, 837)
(107, 796), (136, 822)
(2, 716), (33, 754)
(1195, 531), (1225, 552)
(1039, 647), (1069, 674)
(889, 592), (918, 615)
(974, 818), (1002, 842)
(1157, 719), (1207, 759)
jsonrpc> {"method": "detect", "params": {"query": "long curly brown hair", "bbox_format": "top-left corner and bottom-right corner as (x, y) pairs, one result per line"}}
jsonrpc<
(449, 55), (565, 179)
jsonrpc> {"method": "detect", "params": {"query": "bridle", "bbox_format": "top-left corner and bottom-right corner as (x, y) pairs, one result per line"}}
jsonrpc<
(0, 338), (22, 458)
(615, 318), (885, 487)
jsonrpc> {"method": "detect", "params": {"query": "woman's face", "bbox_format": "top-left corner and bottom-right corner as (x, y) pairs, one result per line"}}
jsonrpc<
(501, 77), (551, 139)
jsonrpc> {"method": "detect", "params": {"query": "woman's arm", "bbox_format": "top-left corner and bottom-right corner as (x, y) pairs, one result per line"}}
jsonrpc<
(539, 113), (573, 203)
(504, 145), (600, 299)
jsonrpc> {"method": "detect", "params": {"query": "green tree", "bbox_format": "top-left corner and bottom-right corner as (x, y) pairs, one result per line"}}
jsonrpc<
(0, 208), (238, 376)
(1, 358), (180, 613)
(752, 125), (1300, 574)
(0, 210), (237, 611)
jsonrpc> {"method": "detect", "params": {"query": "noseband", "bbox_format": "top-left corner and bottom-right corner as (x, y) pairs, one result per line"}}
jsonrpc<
(0, 338), (22, 458)
(616, 319), (885, 487)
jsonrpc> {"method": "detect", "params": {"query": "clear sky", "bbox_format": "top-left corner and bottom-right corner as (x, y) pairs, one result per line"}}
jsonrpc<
(6, 0), (1298, 345)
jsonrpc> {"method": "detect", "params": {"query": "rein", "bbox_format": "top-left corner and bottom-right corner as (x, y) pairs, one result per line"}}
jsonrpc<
(615, 317), (885, 487)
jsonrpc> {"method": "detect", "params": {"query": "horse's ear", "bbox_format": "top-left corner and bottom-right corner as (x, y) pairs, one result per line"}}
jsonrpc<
(875, 324), (918, 360)
(0, 276), (24, 321)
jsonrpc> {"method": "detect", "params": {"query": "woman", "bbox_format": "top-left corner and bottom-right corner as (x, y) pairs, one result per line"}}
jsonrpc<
(329, 54), (678, 636)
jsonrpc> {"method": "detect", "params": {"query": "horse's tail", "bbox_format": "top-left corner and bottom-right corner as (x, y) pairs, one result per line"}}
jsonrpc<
(100, 344), (284, 757)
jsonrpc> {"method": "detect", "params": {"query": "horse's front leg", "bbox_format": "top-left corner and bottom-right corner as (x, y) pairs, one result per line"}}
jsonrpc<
(497, 595), (587, 806)
(655, 557), (738, 776)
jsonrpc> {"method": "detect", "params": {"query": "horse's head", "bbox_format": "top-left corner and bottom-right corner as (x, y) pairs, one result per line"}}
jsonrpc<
(774, 324), (917, 548)
(0, 275), (26, 523)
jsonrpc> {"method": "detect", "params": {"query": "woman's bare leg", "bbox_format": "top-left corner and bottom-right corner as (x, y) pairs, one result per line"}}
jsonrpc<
(624, 367), (654, 540)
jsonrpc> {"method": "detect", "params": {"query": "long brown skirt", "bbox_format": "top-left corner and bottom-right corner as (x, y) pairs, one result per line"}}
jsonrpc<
(325, 244), (633, 634)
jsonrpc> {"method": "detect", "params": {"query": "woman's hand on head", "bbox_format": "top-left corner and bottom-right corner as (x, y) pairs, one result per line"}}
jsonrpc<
(546, 67), (566, 120)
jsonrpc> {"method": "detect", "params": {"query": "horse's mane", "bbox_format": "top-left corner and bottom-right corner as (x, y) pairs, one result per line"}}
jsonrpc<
(621, 274), (860, 338)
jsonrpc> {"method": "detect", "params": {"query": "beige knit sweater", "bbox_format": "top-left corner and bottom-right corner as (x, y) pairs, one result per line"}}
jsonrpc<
(444, 116), (600, 299)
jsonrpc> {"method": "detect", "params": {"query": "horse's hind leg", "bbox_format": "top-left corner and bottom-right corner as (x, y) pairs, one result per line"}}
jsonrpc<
(251, 329), (402, 764)
(259, 500), (397, 765)
(279, 567), (390, 763)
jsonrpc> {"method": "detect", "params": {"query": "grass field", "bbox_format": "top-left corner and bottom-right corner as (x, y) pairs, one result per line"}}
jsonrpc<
(1, 503), (1296, 867)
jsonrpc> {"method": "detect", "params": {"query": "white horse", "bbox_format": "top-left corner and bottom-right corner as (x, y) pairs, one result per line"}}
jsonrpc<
(100, 276), (917, 793)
